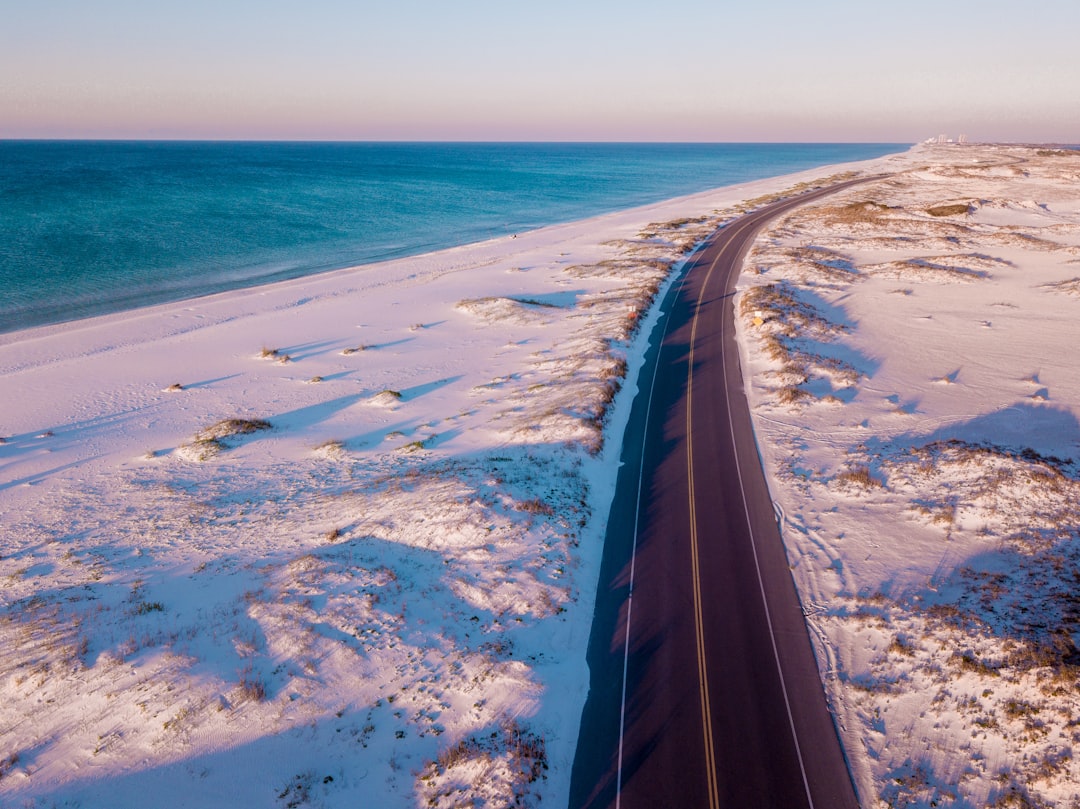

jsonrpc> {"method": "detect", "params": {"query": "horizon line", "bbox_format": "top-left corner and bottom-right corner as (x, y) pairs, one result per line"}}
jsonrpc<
(0, 137), (919, 145)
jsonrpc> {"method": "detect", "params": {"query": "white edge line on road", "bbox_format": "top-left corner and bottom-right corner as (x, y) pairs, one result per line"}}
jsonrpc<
(719, 206), (816, 808)
(614, 242), (702, 809)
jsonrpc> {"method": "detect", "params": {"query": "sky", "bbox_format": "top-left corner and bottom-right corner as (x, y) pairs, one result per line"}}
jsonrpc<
(2, 0), (1077, 143)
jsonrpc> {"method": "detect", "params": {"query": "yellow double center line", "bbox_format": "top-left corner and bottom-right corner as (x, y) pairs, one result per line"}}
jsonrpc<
(684, 215), (761, 809)
(684, 223), (747, 809)
(683, 186), (860, 808)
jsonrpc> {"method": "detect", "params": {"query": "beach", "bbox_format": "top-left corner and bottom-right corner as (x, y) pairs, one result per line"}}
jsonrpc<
(7, 141), (1078, 807)
(0, 153), (901, 808)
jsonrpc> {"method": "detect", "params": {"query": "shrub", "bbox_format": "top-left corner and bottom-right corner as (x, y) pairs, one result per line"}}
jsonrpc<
(195, 418), (272, 442)
(835, 465), (884, 489)
(926, 203), (970, 217)
(0, 753), (19, 778)
(239, 666), (267, 702)
(951, 651), (1000, 677)
(518, 498), (555, 516)
(777, 385), (811, 405)
(821, 200), (891, 225)
(313, 439), (345, 456)
(182, 418), (272, 460)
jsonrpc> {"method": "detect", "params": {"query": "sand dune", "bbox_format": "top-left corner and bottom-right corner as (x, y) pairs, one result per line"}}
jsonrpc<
(739, 143), (1080, 807)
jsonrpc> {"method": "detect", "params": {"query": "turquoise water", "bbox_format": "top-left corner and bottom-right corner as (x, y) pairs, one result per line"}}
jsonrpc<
(0, 142), (906, 333)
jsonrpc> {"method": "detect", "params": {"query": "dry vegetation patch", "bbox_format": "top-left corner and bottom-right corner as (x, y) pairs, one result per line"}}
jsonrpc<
(1036, 149), (1080, 159)
(417, 721), (548, 808)
(863, 257), (992, 283)
(818, 199), (896, 226)
(836, 538), (1080, 807)
(456, 296), (548, 324)
(880, 439), (1080, 541)
(177, 417), (272, 460)
(926, 202), (973, 217)
(1039, 276), (1080, 296)
(739, 281), (861, 405)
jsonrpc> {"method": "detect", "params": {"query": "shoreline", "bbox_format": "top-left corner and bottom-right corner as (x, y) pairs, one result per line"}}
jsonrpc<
(0, 150), (906, 807)
(1, 141), (910, 337)
(1, 148), (906, 350)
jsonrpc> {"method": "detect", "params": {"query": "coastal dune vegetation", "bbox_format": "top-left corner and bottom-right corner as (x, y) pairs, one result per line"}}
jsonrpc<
(738, 142), (1080, 807)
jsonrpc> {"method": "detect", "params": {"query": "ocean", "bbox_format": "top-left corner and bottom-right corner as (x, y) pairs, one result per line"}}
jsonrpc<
(0, 141), (906, 333)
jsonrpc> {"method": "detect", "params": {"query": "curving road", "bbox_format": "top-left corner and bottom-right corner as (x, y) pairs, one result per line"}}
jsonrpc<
(569, 180), (875, 809)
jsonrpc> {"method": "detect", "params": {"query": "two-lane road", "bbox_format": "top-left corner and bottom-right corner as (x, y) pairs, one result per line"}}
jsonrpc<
(570, 181), (872, 808)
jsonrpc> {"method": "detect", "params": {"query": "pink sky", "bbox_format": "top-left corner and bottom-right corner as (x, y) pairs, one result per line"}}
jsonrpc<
(3, 0), (1077, 142)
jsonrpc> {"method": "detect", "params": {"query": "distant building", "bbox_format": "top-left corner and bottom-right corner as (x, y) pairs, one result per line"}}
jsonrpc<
(927, 134), (967, 145)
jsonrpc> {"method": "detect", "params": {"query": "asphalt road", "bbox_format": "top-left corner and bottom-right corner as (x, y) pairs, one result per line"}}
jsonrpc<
(569, 181), (873, 809)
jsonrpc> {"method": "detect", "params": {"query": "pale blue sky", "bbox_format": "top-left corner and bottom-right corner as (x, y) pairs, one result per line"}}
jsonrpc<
(2, 0), (1077, 141)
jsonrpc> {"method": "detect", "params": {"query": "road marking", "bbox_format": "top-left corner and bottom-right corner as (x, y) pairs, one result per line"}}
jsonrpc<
(683, 202), (818, 808)
(683, 214), (762, 809)
(615, 253), (698, 809)
(686, 281), (721, 809)
(613, 180), (866, 808)
(716, 204), (817, 808)
(693, 181), (870, 805)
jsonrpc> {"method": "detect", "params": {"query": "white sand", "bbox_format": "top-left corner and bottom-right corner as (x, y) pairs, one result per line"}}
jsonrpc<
(13, 141), (1080, 808)
(12, 141), (1080, 808)
(0, 154), (900, 808)
(737, 143), (1080, 806)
